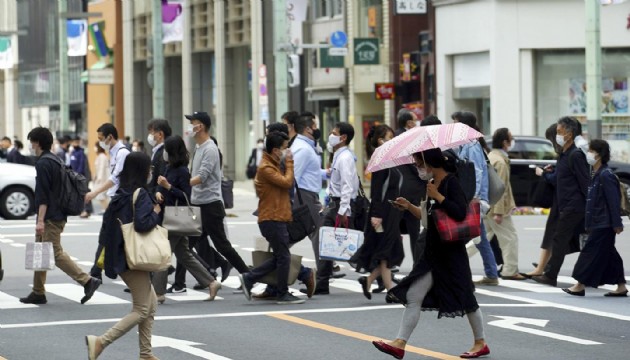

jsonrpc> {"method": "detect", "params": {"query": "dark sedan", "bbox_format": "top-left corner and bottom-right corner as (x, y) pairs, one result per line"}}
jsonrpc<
(485, 136), (630, 207)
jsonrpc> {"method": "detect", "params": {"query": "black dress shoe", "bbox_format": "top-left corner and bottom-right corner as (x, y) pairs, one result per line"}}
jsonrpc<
(562, 288), (585, 296)
(604, 290), (628, 297)
(220, 263), (233, 283)
(19, 292), (47, 304)
(358, 276), (372, 300)
(531, 274), (557, 287)
(81, 277), (102, 304)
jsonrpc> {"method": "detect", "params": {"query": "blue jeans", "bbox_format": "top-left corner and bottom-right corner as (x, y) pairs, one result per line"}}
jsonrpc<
(475, 220), (498, 279)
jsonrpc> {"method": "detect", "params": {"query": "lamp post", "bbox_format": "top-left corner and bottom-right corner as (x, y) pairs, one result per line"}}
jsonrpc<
(151, 0), (164, 118)
(58, 2), (102, 134)
(585, 0), (602, 140)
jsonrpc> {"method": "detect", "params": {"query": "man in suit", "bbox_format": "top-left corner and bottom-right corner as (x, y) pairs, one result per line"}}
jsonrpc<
(146, 119), (172, 196)
(394, 109), (418, 137)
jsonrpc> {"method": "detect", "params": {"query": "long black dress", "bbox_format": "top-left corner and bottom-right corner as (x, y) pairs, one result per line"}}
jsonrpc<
(388, 174), (479, 319)
(353, 168), (404, 272)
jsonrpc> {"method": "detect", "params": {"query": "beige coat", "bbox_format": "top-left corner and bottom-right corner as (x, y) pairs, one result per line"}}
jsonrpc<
(488, 149), (516, 216)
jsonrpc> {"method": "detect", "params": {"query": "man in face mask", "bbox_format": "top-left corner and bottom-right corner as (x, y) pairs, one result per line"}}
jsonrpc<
(532, 117), (590, 287)
(86, 123), (131, 279)
(146, 119), (172, 195)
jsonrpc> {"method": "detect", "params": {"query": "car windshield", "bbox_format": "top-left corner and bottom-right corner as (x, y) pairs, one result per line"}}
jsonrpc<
(510, 139), (558, 160)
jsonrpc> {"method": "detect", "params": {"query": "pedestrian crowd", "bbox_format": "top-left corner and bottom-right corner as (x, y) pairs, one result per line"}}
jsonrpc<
(13, 109), (626, 360)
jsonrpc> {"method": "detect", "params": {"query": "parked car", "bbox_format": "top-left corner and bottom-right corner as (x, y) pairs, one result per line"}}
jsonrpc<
(484, 136), (630, 207)
(0, 162), (37, 219)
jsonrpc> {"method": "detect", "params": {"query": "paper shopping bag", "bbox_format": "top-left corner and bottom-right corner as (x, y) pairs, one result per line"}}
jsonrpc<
(318, 226), (364, 261)
(25, 242), (56, 271)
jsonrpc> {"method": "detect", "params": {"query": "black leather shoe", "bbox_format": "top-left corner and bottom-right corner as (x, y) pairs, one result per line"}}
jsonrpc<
(167, 265), (176, 276)
(81, 277), (102, 304)
(358, 276), (372, 300)
(562, 288), (585, 296)
(19, 292), (47, 304)
(531, 274), (557, 287)
(220, 263), (233, 283)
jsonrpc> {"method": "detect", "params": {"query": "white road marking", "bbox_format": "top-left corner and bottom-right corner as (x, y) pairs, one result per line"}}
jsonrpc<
(0, 239), (14, 243)
(489, 315), (602, 345)
(0, 291), (38, 309)
(44, 284), (129, 305)
(9, 243), (25, 248)
(241, 247), (255, 252)
(152, 335), (232, 359)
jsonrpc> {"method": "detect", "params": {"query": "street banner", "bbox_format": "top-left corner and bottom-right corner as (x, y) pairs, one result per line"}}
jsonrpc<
(67, 19), (88, 56)
(287, 0), (308, 54)
(163, 0), (184, 44)
(0, 37), (13, 69)
(89, 22), (110, 59)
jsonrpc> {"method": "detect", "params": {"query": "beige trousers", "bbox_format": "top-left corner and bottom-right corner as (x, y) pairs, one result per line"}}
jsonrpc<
(485, 214), (520, 276)
(33, 220), (91, 295)
(100, 270), (157, 358)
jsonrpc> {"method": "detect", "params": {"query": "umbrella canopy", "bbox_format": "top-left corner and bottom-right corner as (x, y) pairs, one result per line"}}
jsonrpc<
(366, 123), (484, 173)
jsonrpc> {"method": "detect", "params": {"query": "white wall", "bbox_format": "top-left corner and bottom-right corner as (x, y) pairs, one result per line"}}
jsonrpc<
(310, 18), (346, 88)
(435, 0), (630, 135)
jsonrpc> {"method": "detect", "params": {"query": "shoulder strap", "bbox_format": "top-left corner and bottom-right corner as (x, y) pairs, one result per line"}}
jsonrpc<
(293, 181), (304, 205)
(41, 152), (64, 167)
(131, 188), (142, 217)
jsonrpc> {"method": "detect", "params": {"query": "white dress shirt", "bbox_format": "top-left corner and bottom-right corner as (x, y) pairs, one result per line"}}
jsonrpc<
(329, 146), (359, 216)
(107, 141), (130, 197)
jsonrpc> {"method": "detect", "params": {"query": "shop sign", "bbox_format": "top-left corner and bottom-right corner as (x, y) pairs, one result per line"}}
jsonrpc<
(320, 46), (345, 68)
(403, 101), (424, 118)
(375, 83), (395, 100)
(354, 38), (379, 65)
(395, 0), (427, 14)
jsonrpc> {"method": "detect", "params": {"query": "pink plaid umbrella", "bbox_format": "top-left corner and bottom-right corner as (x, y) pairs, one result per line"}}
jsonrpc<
(366, 123), (484, 173)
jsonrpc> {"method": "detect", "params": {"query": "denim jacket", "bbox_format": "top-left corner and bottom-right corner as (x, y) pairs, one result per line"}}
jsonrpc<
(585, 165), (623, 231)
(458, 141), (489, 202)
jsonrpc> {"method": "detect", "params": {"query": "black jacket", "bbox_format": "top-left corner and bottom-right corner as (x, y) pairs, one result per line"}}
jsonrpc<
(35, 151), (66, 221)
(149, 145), (167, 194)
(99, 187), (160, 279)
(157, 165), (192, 206)
(554, 145), (590, 213)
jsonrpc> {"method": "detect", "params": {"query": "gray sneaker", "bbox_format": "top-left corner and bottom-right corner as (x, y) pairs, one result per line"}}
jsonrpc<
(473, 277), (499, 286)
(276, 292), (305, 305)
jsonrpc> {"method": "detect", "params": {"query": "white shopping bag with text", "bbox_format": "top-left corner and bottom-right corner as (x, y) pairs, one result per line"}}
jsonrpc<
(25, 242), (56, 271)
(319, 226), (364, 261)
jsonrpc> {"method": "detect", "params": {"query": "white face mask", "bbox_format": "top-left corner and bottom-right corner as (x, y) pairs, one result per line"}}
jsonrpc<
(185, 124), (199, 137)
(280, 148), (288, 161)
(328, 134), (341, 150)
(147, 134), (157, 147)
(417, 167), (433, 181)
(415, 120), (421, 127)
(99, 138), (110, 151)
(586, 151), (598, 166)
(28, 142), (35, 154)
(132, 146), (139, 152)
(326, 142), (334, 153)
(507, 139), (515, 151)
(556, 134), (566, 148)
(163, 151), (169, 163)
(256, 143), (264, 150)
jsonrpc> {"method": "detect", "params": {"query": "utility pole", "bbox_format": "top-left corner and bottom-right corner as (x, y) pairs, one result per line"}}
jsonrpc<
(273, 0), (289, 119)
(58, 0), (69, 134)
(152, 0), (165, 118)
(585, 0), (602, 139)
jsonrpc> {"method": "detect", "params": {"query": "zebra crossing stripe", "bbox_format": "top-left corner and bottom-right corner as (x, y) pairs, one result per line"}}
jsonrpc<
(0, 291), (38, 309)
(44, 284), (129, 305)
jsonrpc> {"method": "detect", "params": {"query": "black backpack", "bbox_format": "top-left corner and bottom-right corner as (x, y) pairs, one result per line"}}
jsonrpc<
(42, 153), (89, 216)
(443, 149), (476, 204)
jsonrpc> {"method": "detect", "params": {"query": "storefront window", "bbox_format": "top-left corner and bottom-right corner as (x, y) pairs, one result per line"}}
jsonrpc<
(314, 0), (343, 19)
(358, 0), (382, 38)
(536, 49), (630, 150)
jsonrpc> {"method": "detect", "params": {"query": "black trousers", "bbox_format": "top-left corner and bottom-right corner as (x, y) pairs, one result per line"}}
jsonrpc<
(196, 200), (249, 274)
(316, 198), (353, 290)
(248, 221), (292, 296)
(544, 210), (584, 280)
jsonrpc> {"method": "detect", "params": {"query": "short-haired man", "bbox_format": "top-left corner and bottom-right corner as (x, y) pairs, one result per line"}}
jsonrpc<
(186, 111), (250, 275)
(20, 127), (101, 304)
(281, 111), (300, 144)
(394, 109), (418, 137)
(533, 117), (590, 287)
(239, 131), (305, 305)
(146, 119), (172, 194)
(0, 136), (11, 160)
(85, 123), (131, 279)
(313, 122), (359, 294)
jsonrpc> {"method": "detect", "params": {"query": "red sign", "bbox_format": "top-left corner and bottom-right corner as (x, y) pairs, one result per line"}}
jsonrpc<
(403, 101), (424, 118)
(375, 83), (395, 100)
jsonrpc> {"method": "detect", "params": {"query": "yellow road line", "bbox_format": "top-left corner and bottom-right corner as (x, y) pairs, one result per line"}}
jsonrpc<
(267, 313), (461, 360)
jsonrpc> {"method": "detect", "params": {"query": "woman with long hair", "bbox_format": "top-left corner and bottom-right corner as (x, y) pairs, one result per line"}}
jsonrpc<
(86, 152), (160, 360)
(563, 139), (627, 297)
(355, 125), (404, 299)
(152, 135), (222, 304)
(372, 148), (489, 359)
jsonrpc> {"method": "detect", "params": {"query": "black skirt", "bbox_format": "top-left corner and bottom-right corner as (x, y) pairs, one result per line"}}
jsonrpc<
(572, 227), (626, 287)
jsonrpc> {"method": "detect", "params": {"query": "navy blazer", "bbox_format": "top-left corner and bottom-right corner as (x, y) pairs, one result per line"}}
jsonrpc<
(157, 165), (192, 206)
(585, 166), (624, 231)
(99, 187), (160, 279)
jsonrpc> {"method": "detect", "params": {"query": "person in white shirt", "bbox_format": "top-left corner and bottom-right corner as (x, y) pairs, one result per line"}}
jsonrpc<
(314, 122), (359, 294)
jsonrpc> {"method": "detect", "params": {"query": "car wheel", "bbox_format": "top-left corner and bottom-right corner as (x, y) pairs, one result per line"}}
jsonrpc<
(0, 186), (34, 220)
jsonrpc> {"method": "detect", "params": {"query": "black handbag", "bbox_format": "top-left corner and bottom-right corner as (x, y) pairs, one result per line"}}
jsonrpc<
(246, 165), (257, 179)
(531, 177), (554, 208)
(287, 183), (317, 243)
(221, 177), (234, 209)
(352, 177), (370, 232)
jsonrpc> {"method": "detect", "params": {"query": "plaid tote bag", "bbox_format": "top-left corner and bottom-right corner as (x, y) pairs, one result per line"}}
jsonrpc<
(432, 200), (481, 243)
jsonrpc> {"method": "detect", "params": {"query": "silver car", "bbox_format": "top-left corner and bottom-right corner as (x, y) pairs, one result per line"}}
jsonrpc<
(0, 162), (36, 220)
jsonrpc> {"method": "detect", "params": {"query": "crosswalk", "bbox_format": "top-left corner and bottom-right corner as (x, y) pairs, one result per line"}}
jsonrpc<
(2, 273), (628, 310)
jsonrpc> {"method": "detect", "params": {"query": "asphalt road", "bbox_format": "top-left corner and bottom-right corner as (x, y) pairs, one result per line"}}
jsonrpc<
(1, 183), (629, 359)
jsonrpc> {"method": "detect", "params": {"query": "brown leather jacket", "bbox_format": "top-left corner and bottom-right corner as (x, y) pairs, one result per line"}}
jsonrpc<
(255, 152), (294, 223)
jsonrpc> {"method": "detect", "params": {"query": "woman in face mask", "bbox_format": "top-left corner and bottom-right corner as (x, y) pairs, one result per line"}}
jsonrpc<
(373, 148), (490, 359)
(563, 139), (627, 297)
(354, 125), (404, 299)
